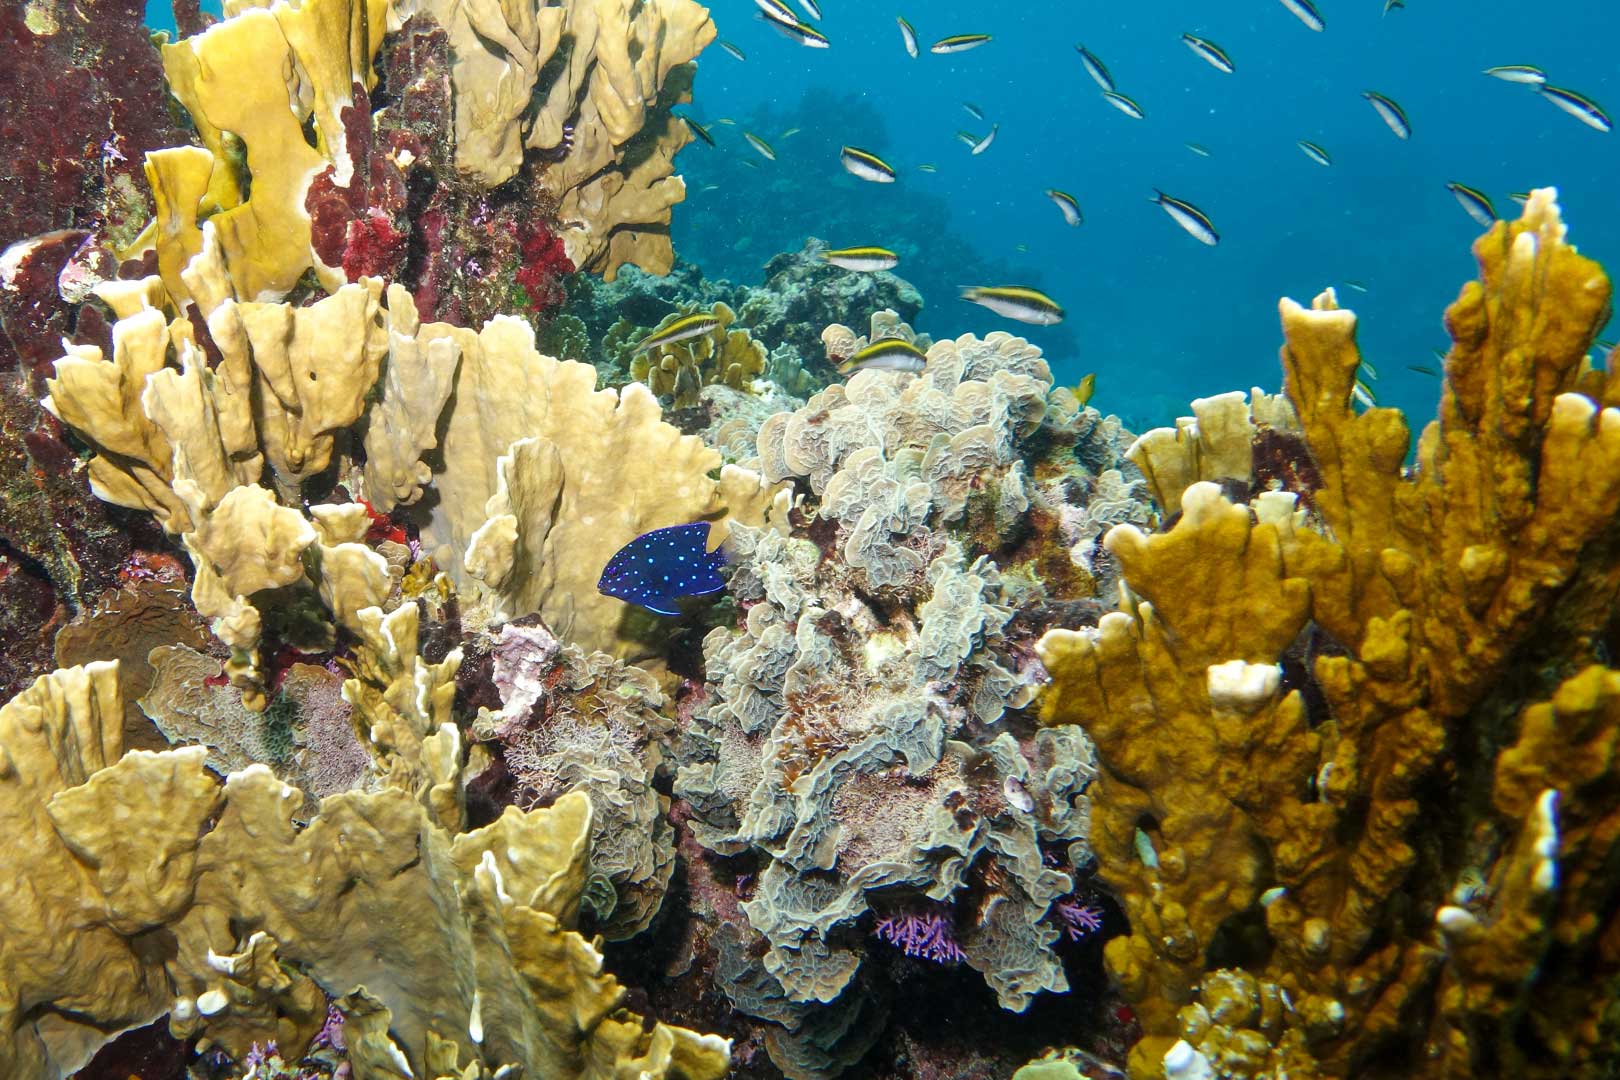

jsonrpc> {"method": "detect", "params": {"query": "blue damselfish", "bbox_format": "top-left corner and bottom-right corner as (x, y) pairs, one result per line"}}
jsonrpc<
(597, 522), (727, 616)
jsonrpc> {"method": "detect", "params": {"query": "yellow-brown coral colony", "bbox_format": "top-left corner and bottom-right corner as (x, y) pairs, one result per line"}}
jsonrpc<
(1039, 191), (1620, 1079)
(1, 0), (1618, 1074)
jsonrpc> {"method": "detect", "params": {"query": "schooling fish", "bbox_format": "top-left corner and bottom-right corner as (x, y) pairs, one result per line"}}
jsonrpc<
(917, 163), (938, 173)
(780, 127), (802, 138)
(753, 0), (797, 28)
(1343, 279), (1368, 293)
(744, 131), (776, 160)
(897, 16), (919, 58)
(821, 245), (899, 272)
(1297, 139), (1332, 166)
(963, 102), (985, 120)
(1407, 364), (1440, 377)
(932, 33), (991, 54)
(1508, 191), (1531, 206)
(1446, 182), (1496, 228)
(782, 19), (831, 47)
(1278, 0), (1324, 31)
(1536, 85), (1613, 133)
(1045, 189), (1083, 226)
(1152, 189), (1219, 246)
(960, 286), (1065, 326)
(1074, 44), (1115, 91)
(842, 146), (897, 182)
(678, 115), (714, 146)
(1362, 90), (1411, 139)
(1102, 90), (1145, 119)
(1181, 33), (1234, 74)
(720, 40), (746, 61)
(1185, 142), (1212, 158)
(838, 338), (928, 375)
(955, 130), (980, 146)
(795, 0), (821, 19)
(1483, 64), (1547, 85)
(635, 312), (720, 354)
(971, 124), (999, 155)
(1382, 0), (1405, 14)
(598, 522), (726, 616)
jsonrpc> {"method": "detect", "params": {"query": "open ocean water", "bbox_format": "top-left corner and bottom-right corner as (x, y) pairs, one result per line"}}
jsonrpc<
(149, 0), (1619, 430)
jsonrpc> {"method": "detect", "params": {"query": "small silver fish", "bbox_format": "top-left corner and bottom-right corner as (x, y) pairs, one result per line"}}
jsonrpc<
(1185, 142), (1212, 158)
(1482, 65), (1547, 86)
(1363, 90), (1411, 139)
(720, 40), (746, 61)
(1181, 33), (1234, 74)
(1446, 182), (1496, 228)
(970, 124), (998, 155)
(931, 33), (992, 54)
(744, 131), (776, 160)
(963, 102), (985, 120)
(842, 145), (896, 182)
(1537, 84), (1613, 133)
(1279, 0), (1324, 31)
(820, 246), (899, 272)
(838, 338), (928, 374)
(1074, 44), (1115, 91)
(795, 0), (821, 19)
(1102, 90), (1145, 119)
(1297, 139), (1331, 166)
(753, 0), (797, 28)
(897, 16), (919, 58)
(1045, 189), (1082, 226)
(960, 286), (1065, 325)
(1152, 189), (1218, 246)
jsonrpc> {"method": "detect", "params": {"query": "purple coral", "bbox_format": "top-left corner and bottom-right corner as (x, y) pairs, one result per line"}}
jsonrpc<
(873, 904), (965, 964)
(1053, 897), (1105, 941)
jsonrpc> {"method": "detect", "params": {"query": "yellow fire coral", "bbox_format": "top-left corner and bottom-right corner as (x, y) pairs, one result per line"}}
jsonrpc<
(1037, 190), (1620, 1078)
(0, 604), (731, 1079)
(630, 302), (768, 410)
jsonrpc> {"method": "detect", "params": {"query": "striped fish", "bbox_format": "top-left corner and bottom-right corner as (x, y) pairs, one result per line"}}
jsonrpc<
(1446, 182), (1496, 227)
(841, 146), (897, 182)
(720, 40), (746, 61)
(1297, 140), (1331, 166)
(963, 102), (984, 120)
(795, 0), (821, 18)
(820, 246), (899, 272)
(838, 338), (928, 375)
(1185, 142), (1212, 158)
(931, 33), (991, 54)
(1152, 189), (1219, 246)
(1074, 44), (1115, 91)
(1537, 85), (1612, 133)
(1362, 90), (1411, 139)
(1045, 189), (1083, 226)
(960, 286), (1065, 325)
(897, 16), (919, 58)
(1102, 90), (1145, 119)
(1279, 0), (1324, 31)
(753, 0), (797, 28)
(1482, 65), (1546, 85)
(744, 131), (776, 160)
(971, 124), (999, 155)
(1181, 34), (1234, 74)
(776, 19), (830, 47)
(678, 115), (714, 146)
(635, 313), (720, 354)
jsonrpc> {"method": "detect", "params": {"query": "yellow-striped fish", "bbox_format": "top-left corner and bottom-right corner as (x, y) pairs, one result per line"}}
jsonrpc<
(960, 286), (1065, 325)
(838, 338), (929, 375)
(1102, 90), (1145, 119)
(635, 313), (720, 354)
(1045, 189), (1083, 226)
(1537, 85), (1612, 133)
(1362, 90), (1410, 139)
(821, 246), (899, 272)
(1181, 33), (1234, 74)
(744, 131), (776, 160)
(931, 33), (991, 54)
(1446, 182), (1495, 227)
(1152, 189), (1219, 245)
(897, 16), (919, 58)
(1297, 140), (1331, 166)
(841, 146), (896, 182)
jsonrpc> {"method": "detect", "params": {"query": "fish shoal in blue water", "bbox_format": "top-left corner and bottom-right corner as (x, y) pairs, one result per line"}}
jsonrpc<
(598, 522), (727, 616)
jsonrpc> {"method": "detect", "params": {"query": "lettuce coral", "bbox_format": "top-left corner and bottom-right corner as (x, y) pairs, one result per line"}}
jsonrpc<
(1036, 190), (1620, 1079)
(629, 302), (768, 410)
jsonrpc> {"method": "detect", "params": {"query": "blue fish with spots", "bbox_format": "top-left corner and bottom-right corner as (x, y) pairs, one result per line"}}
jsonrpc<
(597, 522), (727, 616)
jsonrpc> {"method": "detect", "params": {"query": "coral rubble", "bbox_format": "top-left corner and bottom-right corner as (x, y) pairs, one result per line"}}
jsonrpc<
(1038, 190), (1620, 1079)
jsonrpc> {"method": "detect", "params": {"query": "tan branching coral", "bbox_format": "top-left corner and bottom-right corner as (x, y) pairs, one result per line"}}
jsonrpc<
(0, 601), (731, 1079)
(145, 0), (390, 301)
(1037, 190), (1620, 1078)
(408, 0), (715, 278)
(631, 302), (768, 410)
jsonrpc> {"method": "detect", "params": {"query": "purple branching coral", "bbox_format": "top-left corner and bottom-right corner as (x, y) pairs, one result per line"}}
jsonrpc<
(1052, 897), (1105, 941)
(873, 903), (966, 965)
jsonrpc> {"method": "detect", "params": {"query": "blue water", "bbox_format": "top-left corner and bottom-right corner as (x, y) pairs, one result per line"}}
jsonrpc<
(145, 0), (1618, 431)
(675, 0), (1619, 428)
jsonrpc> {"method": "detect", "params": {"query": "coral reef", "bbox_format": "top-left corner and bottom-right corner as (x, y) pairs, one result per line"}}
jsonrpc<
(1037, 191), (1620, 1079)
(0, 604), (731, 1079)
(630, 302), (768, 410)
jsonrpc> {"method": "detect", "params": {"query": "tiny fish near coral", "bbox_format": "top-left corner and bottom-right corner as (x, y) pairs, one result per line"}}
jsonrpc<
(597, 522), (726, 616)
